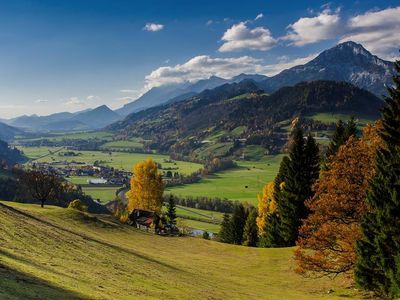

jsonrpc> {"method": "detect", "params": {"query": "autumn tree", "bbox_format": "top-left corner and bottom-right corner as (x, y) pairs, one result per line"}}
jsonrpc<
(295, 123), (381, 277)
(355, 60), (400, 298)
(256, 181), (276, 236)
(127, 158), (164, 214)
(20, 170), (63, 208)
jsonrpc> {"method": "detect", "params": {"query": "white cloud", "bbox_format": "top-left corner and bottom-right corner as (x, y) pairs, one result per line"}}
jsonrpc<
(86, 95), (100, 101)
(143, 23), (164, 32)
(145, 55), (269, 88)
(35, 99), (48, 103)
(262, 53), (319, 76)
(64, 97), (85, 107)
(206, 20), (213, 26)
(255, 13), (264, 21)
(116, 96), (136, 104)
(219, 22), (277, 52)
(340, 7), (400, 60)
(284, 9), (341, 46)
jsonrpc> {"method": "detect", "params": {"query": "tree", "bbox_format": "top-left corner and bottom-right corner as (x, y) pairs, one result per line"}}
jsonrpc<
(256, 181), (276, 235)
(326, 117), (358, 160)
(219, 213), (233, 243)
(355, 60), (400, 298)
(127, 158), (164, 214)
(276, 129), (320, 246)
(231, 204), (248, 245)
(20, 170), (63, 208)
(295, 124), (381, 277)
(166, 194), (177, 225)
(242, 208), (259, 247)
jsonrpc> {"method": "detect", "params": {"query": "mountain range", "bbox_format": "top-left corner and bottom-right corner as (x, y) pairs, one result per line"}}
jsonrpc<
(5, 105), (120, 132)
(2, 41), (395, 133)
(109, 79), (382, 159)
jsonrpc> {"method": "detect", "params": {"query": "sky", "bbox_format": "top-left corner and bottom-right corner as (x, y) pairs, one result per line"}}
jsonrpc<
(0, 0), (399, 118)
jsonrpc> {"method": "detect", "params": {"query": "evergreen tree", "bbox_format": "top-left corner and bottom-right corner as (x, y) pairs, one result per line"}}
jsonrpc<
(219, 213), (234, 243)
(259, 212), (284, 247)
(326, 120), (346, 158)
(276, 129), (320, 246)
(231, 204), (248, 245)
(166, 194), (177, 225)
(344, 115), (357, 139)
(355, 60), (400, 298)
(242, 208), (258, 247)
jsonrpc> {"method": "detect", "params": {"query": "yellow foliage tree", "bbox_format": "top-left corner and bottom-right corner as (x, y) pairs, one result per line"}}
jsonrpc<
(127, 158), (164, 214)
(256, 181), (277, 235)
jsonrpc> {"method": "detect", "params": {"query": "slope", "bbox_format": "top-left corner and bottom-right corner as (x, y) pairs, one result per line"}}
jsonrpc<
(0, 201), (362, 299)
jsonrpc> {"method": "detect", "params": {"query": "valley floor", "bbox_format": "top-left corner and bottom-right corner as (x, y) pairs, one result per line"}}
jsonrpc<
(0, 201), (365, 300)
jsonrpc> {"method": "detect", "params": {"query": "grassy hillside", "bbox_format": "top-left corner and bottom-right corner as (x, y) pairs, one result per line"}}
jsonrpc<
(167, 155), (283, 205)
(0, 201), (363, 299)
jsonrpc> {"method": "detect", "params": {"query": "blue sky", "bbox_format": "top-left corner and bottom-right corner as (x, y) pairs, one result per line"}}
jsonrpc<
(0, 0), (399, 118)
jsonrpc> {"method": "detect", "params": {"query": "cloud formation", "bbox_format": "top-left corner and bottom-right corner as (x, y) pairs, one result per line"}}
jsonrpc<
(35, 99), (48, 103)
(64, 97), (85, 107)
(284, 9), (341, 46)
(145, 55), (268, 88)
(219, 22), (277, 52)
(143, 23), (164, 32)
(340, 7), (400, 59)
(255, 13), (264, 21)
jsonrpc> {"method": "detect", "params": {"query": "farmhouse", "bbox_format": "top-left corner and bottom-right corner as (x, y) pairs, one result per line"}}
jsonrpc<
(129, 209), (160, 232)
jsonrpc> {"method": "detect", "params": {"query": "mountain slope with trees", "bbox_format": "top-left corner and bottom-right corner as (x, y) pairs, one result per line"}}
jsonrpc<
(109, 80), (382, 158)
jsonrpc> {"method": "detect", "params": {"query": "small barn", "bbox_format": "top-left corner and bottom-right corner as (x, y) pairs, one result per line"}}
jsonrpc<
(129, 209), (160, 233)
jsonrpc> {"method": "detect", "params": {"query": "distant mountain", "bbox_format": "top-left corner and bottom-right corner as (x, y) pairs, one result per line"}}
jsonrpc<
(258, 41), (395, 96)
(109, 80), (381, 157)
(0, 122), (23, 142)
(71, 105), (121, 129)
(6, 105), (121, 132)
(115, 74), (267, 116)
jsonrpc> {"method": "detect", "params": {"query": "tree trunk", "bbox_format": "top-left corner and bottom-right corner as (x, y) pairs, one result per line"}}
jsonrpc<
(41, 200), (44, 208)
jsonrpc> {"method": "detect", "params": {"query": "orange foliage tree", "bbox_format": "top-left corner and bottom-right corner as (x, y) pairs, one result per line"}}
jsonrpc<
(256, 181), (277, 235)
(295, 123), (382, 277)
(127, 158), (164, 214)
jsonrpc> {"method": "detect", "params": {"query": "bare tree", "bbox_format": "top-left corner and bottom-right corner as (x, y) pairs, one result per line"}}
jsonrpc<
(20, 170), (63, 208)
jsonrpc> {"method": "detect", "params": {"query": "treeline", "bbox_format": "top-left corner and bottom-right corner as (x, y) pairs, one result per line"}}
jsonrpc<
(163, 194), (250, 214)
(0, 167), (108, 214)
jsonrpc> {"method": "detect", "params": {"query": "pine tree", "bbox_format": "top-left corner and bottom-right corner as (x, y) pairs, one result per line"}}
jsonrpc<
(231, 204), (248, 245)
(355, 60), (400, 298)
(219, 213), (233, 243)
(242, 208), (259, 247)
(326, 120), (346, 158)
(277, 129), (320, 246)
(344, 115), (357, 139)
(166, 194), (177, 225)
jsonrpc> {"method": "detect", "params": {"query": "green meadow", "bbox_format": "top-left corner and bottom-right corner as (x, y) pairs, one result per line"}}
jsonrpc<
(0, 201), (363, 300)
(18, 146), (202, 175)
(167, 155), (284, 205)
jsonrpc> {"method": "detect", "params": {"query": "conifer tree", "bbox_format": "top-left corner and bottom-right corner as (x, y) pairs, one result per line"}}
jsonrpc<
(231, 204), (247, 245)
(276, 129), (320, 246)
(242, 208), (259, 247)
(326, 120), (346, 158)
(166, 194), (177, 225)
(344, 115), (357, 139)
(355, 60), (400, 298)
(219, 213), (233, 244)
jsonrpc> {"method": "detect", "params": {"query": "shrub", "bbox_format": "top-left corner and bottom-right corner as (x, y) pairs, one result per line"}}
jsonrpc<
(68, 199), (88, 212)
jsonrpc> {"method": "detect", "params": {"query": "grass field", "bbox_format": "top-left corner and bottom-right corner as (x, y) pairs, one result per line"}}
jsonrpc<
(100, 138), (145, 150)
(18, 146), (202, 175)
(82, 187), (118, 203)
(167, 155), (284, 205)
(306, 113), (375, 127)
(0, 201), (363, 299)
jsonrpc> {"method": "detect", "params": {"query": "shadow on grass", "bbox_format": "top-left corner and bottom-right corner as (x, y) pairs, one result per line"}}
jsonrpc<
(0, 263), (84, 299)
(1, 202), (184, 273)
